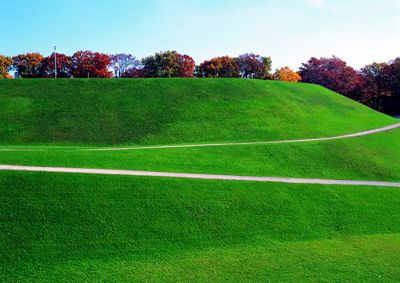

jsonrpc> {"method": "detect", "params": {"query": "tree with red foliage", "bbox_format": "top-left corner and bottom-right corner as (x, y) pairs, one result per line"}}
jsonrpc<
(177, 54), (195, 78)
(236, 53), (272, 79)
(39, 53), (72, 78)
(299, 56), (362, 99)
(197, 56), (239, 78)
(12, 53), (44, 78)
(121, 68), (145, 78)
(71, 51), (112, 78)
(141, 51), (195, 78)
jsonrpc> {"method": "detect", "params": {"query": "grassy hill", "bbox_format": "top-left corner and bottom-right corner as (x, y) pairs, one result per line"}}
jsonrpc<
(0, 78), (395, 145)
(1, 79), (399, 282)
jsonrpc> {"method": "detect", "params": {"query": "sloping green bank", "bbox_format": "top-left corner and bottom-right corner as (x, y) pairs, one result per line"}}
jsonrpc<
(0, 78), (395, 145)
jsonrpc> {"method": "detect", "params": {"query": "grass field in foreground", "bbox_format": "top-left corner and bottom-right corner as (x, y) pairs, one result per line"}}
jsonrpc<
(0, 79), (396, 146)
(1, 172), (400, 282)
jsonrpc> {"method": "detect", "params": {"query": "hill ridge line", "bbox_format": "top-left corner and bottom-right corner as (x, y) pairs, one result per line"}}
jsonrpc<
(0, 165), (399, 187)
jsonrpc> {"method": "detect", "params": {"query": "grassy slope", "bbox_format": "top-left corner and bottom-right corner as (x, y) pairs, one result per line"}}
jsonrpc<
(1, 128), (399, 182)
(1, 79), (400, 281)
(0, 78), (395, 146)
(1, 172), (400, 282)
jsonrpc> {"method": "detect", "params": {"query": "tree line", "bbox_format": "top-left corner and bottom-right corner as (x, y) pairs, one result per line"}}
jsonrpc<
(0, 51), (298, 80)
(0, 51), (399, 115)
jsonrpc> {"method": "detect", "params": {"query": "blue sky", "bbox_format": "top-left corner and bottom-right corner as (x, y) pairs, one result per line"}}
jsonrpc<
(1, 0), (399, 70)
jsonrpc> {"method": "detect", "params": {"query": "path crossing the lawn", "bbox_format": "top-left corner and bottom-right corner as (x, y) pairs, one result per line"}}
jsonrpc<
(0, 165), (399, 188)
(0, 123), (399, 152)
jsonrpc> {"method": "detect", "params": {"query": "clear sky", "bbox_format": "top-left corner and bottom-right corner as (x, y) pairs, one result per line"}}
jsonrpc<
(1, 0), (399, 70)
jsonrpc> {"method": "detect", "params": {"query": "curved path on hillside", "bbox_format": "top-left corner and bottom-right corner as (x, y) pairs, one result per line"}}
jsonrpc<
(0, 165), (399, 187)
(0, 123), (399, 152)
(85, 122), (400, 151)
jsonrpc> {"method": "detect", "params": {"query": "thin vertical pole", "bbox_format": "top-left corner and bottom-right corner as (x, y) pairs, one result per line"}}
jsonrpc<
(54, 46), (57, 79)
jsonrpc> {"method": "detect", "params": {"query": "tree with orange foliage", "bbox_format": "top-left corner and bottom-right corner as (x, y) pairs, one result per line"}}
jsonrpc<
(273, 66), (301, 82)
(197, 56), (239, 78)
(12, 53), (44, 78)
(0, 55), (13, 78)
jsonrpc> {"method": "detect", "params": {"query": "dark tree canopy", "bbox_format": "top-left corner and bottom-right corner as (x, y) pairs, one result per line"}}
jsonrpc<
(359, 62), (389, 111)
(12, 53), (44, 78)
(121, 68), (145, 78)
(379, 58), (400, 114)
(299, 56), (361, 100)
(236, 53), (272, 79)
(141, 51), (195, 78)
(39, 53), (72, 78)
(197, 56), (240, 78)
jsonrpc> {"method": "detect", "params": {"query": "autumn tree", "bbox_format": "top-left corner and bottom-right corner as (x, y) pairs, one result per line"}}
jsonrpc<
(197, 56), (239, 78)
(359, 62), (389, 111)
(236, 53), (272, 79)
(142, 51), (195, 78)
(39, 53), (72, 78)
(177, 54), (196, 78)
(273, 66), (301, 82)
(121, 68), (145, 78)
(299, 56), (361, 99)
(12, 53), (44, 78)
(383, 58), (400, 96)
(110, 54), (140, 78)
(71, 51), (112, 78)
(0, 55), (13, 78)
(379, 58), (400, 115)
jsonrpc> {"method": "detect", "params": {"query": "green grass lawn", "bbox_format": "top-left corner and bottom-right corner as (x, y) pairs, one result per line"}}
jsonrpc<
(1, 128), (399, 182)
(1, 172), (400, 282)
(1, 79), (399, 282)
(0, 78), (395, 146)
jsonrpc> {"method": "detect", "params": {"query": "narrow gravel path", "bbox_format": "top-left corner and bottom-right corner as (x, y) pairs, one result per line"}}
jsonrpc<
(0, 123), (399, 152)
(0, 165), (399, 188)
(84, 123), (400, 151)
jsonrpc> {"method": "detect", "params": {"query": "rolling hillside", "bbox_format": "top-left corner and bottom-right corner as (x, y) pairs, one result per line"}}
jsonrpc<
(1, 79), (399, 282)
(0, 78), (395, 145)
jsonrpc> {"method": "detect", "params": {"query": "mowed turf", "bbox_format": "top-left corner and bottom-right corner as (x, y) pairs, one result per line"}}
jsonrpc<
(0, 78), (396, 146)
(1, 128), (399, 182)
(1, 79), (400, 281)
(1, 172), (400, 282)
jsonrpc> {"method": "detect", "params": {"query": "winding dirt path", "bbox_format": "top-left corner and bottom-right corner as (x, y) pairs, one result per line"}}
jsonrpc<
(0, 165), (399, 188)
(0, 123), (399, 152)
(84, 123), (400, 151)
